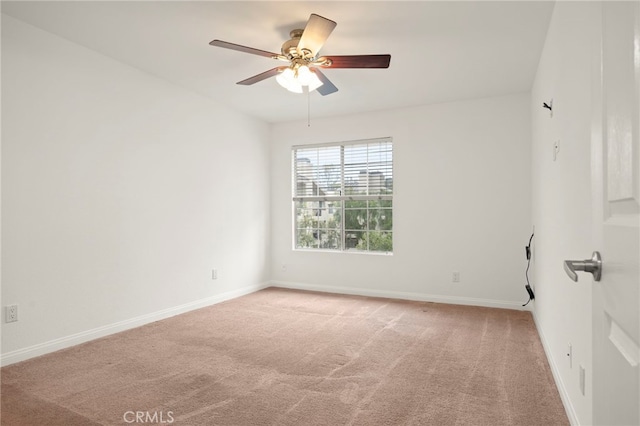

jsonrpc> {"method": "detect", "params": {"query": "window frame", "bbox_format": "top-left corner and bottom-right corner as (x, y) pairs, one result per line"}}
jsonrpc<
(291, 137), (393, 254)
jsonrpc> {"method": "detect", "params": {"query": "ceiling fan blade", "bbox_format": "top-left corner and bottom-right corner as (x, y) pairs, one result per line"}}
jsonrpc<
(209, 39), (279, 59)
(237, 67), (288, 85)
(317, 54), (391, 69)
(298, 14), (337, 57)
(313, 69), (338, 96)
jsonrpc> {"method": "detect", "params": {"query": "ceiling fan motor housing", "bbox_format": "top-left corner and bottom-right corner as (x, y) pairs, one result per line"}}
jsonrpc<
(281, 29), (313, 60)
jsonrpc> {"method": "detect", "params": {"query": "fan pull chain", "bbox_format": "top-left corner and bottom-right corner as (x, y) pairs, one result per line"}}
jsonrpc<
(307, 87), (311, 127)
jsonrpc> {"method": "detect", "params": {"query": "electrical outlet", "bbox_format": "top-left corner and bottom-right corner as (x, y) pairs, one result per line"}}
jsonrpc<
(212, 269), (218, 280)
(452, 271), (460, 283)
(6, 305), (18, 323)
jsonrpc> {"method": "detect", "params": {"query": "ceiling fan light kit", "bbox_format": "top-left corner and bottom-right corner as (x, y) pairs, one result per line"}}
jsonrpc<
(276, 65), (323, 93)
(209, 13), (391, 96)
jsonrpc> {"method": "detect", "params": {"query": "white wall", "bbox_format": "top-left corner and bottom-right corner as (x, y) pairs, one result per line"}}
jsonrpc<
(1, 10), (597, 425)
(270, 94), (532, 308)
(531, 3), (594, 425)
(1, 16), (271, 363)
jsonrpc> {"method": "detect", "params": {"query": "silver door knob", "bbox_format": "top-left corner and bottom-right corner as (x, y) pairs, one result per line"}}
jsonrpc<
(564, 251), (602, 282)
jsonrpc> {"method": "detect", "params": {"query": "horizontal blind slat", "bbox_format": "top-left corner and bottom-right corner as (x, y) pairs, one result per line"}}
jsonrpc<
(293, 195), (393, 202)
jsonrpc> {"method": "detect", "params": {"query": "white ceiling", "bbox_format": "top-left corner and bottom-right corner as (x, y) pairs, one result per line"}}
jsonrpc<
(2, 1), (554, 123)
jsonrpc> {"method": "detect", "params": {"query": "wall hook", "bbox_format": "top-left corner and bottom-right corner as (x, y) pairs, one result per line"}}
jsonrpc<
(543, 99), (553, 117)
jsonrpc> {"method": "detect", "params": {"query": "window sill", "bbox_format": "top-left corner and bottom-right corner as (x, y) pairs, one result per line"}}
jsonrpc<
(292, 248), (393, 256)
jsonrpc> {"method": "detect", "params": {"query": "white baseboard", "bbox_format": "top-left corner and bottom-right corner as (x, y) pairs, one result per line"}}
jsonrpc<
(0, 282), (269, 367)
(531, 310), (579, 426)
(269, 280), (527, 311)
(0, 281), (527, 367)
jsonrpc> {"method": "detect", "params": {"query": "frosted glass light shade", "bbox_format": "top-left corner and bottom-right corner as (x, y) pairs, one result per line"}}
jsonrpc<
(276, 66), (323, 94)
(276, 68), (302, 93)
(307, 71), (323, 91)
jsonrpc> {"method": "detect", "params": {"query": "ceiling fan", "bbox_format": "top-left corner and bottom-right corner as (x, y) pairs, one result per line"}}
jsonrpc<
(209, 13), (391, 95)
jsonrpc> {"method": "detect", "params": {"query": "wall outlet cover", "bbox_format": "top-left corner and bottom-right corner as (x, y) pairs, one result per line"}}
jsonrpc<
(6, 305), (18, 323)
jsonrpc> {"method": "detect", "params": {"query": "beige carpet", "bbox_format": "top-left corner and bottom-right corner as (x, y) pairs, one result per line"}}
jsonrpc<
(1, 287), (568, 425)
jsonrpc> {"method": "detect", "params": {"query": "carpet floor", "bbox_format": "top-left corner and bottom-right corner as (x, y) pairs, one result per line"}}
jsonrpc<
(1, 287), (568, 425)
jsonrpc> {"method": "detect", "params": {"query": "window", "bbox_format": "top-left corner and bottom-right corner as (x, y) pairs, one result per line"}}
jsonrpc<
(292, 138), (393, 253)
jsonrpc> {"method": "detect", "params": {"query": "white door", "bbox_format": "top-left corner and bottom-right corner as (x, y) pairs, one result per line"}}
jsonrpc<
(591, 2), (640, 425)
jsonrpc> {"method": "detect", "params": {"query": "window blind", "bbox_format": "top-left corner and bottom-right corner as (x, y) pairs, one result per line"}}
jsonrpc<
(293, 138), (393, 201)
